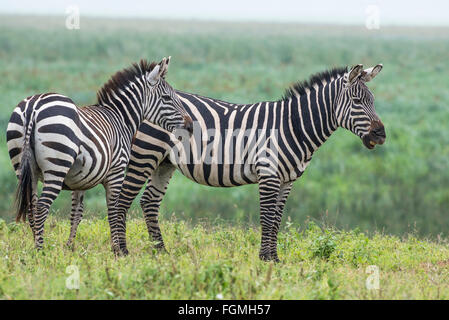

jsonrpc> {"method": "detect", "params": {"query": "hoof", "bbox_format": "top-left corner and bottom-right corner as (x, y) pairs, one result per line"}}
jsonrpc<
(154, 242), (167, 252)
(259, 253), (280, 263)
(112, 245), (128, 257)
(65, 241), (75, 251)
(34, 239), (43, 250)
(156, 246), (168, 254)
(259, 253), (272, 261)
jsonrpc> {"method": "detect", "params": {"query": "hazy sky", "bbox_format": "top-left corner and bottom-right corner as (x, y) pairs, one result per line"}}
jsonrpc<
(1, 0), (449, 26)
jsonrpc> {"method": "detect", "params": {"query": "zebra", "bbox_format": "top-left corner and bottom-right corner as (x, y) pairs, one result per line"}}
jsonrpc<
(6, 57), (193, 252)
(67, 64), (385, 262)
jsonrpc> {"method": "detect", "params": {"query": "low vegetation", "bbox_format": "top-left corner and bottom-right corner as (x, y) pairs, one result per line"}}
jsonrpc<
(1, 217), (449, 299)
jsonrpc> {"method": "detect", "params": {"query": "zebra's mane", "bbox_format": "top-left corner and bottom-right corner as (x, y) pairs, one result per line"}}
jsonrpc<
(96, 59), (159, 104)
(283, 66), (348, 99)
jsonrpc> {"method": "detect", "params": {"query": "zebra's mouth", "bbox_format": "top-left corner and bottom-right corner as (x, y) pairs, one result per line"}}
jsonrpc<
(363, 138), (375, 149)
(362, 134), (385, 149)
(366, 140), (376, 149)
(362, 122), (386, 150)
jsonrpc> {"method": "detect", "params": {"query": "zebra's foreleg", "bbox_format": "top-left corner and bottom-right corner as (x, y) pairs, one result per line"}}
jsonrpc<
(270, 182), (293, 262)
(103, 180), (128, 256)
(113, 149), (169, 254)
(112, 168), (152, 255)
(257, 171), (281, 262)
(66, 190), (85, 247)
(140, 162), (175, 251)
(104, 171), (127, 256)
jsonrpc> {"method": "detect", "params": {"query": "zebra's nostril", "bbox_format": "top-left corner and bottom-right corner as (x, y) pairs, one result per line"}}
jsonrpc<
(372, 126), (386, 138)
(371, 124), (385, 138)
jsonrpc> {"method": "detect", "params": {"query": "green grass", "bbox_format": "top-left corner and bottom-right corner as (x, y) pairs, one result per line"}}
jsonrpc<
(1, 216), (449, 299)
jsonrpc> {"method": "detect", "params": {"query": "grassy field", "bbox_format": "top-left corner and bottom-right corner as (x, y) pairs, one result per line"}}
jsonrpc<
(1, 217), (449, 299)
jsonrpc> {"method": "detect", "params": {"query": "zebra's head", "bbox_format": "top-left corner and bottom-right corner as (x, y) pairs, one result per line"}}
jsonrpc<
(144, 57), (193, 134)
(337, 64), (385, 149)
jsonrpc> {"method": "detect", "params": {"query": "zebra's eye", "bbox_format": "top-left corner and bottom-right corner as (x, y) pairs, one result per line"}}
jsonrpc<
(353, 98), (361, 104)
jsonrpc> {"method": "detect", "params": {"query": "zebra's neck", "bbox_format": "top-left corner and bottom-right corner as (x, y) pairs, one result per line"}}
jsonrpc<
(98, 80), (145, 143)
(287, 77), (341, 158)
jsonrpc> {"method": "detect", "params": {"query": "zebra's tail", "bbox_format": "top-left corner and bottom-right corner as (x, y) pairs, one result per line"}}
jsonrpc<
(15, 111), (36, 223)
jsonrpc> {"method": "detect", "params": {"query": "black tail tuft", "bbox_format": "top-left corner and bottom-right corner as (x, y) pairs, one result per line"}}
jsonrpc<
(15, 149), (33, 223)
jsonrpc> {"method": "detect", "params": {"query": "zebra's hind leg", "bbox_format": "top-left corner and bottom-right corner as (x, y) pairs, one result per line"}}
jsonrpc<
(34, 177), (65, 249)
(270, 182), (293, 263)
(140, 162), (175, 251)
(257, 171), (281, 262)
(66, 190), (85, 248)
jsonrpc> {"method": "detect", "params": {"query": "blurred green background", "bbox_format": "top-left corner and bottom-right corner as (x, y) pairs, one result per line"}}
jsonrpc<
(0, 15), (448, 236)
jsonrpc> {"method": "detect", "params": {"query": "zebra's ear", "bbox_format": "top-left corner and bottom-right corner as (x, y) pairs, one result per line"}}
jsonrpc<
(360, 64), (383, 82)
(348, 64), (364, 84)
(159, 56), (170, 79)
(147, 64), (161, 85)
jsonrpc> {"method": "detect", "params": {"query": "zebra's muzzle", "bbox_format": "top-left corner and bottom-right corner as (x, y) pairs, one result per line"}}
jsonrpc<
(362, 123), (386, 149)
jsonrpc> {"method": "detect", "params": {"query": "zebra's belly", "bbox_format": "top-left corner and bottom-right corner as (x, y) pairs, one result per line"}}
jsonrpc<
(174, 163), (258, 187)
(63, 146), (111, 190)
(171, 159), (310, 187)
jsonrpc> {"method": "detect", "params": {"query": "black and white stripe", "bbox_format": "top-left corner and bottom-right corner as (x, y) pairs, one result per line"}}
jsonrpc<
(69, 64), (385, 261)
(6, 57), (192, 252)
